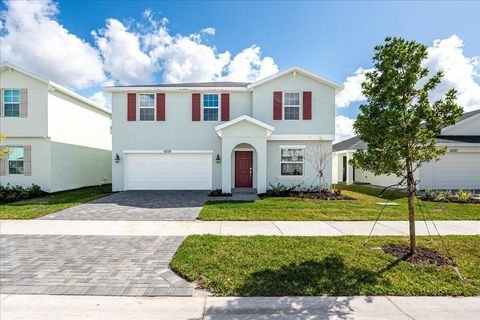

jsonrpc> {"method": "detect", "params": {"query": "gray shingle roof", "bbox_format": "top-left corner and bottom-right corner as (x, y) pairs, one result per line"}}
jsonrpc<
(333, 109), (480, 152)
(115, 81), (250, 88)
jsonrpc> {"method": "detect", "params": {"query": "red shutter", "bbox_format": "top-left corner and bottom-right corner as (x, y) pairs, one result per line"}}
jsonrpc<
(221, 93), (230, 121)
(127, 93), (136, 121)
(273, 91), (282, 120)
(303, 91), (312, 120)
(192, 93), (201, 121)
(156, 93), (165, 121)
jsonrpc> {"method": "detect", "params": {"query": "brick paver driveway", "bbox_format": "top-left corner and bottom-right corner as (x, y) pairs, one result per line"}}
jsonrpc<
(39, 190), (210, 221)
(0, 235), (193, 296)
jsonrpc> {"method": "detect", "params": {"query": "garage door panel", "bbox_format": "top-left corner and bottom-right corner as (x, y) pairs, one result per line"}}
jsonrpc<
(420, 152), (480, 189)
(125, 153), (212, 190)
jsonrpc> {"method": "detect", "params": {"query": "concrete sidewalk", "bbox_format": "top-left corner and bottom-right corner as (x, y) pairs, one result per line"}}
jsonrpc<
(1, 294), (479, 320)
(1, 219), (478, 236)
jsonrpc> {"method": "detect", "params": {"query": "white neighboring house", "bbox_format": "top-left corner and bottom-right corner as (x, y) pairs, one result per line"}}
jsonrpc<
(106, 66), (343, 193)
(332, 109), (480, 190)
(0, 62), (112, 193)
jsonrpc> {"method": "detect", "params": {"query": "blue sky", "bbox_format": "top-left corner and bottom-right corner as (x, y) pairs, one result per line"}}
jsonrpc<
(1, 0), (479, 141)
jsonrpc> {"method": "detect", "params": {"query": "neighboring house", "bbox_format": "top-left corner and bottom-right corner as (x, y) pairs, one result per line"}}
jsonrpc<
(0, 62), (112, 192)
(332, 109), (480, 190)
(106, 67), (343, 193)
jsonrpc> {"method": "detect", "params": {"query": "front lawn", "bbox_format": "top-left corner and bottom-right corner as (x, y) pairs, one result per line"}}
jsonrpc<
(171, 235), (480, 296)
(0, 184), (112, 219)
(199, 184), (480, 220)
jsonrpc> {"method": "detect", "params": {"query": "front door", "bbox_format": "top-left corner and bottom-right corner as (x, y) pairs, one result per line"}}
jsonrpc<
(235, 151), (253, 188)
(342, 156), (347, 182)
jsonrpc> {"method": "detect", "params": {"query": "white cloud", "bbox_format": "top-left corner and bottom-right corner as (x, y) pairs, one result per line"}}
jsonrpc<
(424, 35), (480, 112)
(335, 68), (371, 108)
(202, 27), (215, 35)
(223, 46), (279, 82)
(93, 18), (157, 85)
(336, 35), (480, 112)
(0, 0), (105, 89)
(89, 91), (108, 108)
(335, 115), (355, 143)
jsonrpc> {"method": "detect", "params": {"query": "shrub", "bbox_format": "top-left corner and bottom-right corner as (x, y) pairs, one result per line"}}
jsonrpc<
(208, 189), (232, 197)
(435, 192), (447, 202)
(424, 188), (435, 201)
(266, 183), (301, 197)
(457, 189), (472, 203)
(0, 184), (45, 204)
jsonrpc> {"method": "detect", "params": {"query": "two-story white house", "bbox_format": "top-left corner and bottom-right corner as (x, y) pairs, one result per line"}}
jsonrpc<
(106, 67), (343, 193)
(0, 62), (112, 192)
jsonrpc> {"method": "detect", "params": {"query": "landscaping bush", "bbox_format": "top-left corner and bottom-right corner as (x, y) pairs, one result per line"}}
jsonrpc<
(0, 184), (45, 204)
(421, 188), (478, 204)
(208, 189), (232, 197)
(265, 183), (351, 200)
(457, 189), (473, 203)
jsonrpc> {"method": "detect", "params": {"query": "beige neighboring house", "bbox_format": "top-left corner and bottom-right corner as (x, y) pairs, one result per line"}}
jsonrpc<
(332, 109), (480, 190)
(0, 62), (112, 192)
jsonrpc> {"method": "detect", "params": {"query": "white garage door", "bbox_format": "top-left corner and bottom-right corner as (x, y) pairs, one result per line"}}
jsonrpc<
(420, 152), (480, 190)
(124, 152), (212, 190)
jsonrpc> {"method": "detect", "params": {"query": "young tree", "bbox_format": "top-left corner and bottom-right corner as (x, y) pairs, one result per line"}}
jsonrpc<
(305, 142), (330, 193)
(352, 37), (463, 254)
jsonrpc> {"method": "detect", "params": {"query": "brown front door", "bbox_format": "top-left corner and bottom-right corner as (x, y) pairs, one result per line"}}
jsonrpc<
(235, 151), (253, 188)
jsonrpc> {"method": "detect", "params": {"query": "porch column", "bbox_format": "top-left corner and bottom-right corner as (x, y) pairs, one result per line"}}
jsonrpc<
(346, 152), (354, 185)
(221, 139), (233, 193)
(255, 139), (267, 193)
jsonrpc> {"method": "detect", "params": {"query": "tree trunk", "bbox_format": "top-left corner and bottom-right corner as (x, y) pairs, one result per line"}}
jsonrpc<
(406, 159), (416, 254)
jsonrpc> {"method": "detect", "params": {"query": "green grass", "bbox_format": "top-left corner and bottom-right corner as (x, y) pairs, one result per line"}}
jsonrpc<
(171, 235), (480, 296)
(199, 184), (480, 221)
(0, 184), (112, 219)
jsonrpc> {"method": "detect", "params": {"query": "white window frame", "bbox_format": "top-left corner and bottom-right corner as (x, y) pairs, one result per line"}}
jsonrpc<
(279, 146), (305, 177)
(283, 91), (302, 121)
(202, 93), (220, 122)
(138, 93), (156, 122)
(7, 146), (24, 175)
(2, 89), (21, 118)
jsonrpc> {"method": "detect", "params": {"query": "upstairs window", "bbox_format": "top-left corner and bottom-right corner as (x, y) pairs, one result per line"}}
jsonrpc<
(203, 94), (219, 121)
(8, 146), (24, 175)
(280, 148), (304, 176)
(3, 89), (20, 117)
(139, 94), (155, 121)
(284, 92), (300, 120)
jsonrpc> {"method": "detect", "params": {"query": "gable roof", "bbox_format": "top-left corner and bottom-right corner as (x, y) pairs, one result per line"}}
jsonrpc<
(0, 61), (111, 115)
(104, 66), (344, 94)
(333, 109), (480, 151)
(114, 81), (250, 88)
(215, 115), (274, 137)
(247, 66), (344, 93)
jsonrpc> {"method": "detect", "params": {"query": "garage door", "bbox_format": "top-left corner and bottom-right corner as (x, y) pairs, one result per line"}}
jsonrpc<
(124, 152), (212, 190)
(420, 152), (480, 189)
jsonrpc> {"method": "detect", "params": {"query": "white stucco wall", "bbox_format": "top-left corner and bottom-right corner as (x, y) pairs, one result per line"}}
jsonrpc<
(50, 142), (112, 192)
(252, 72), (336, 135)
(0, 137), (51, 191)
(267, 140), (333, 190)
(112, 91), (255, 191)
(0, 68), (48, 137)
(48, 90), (111, 150)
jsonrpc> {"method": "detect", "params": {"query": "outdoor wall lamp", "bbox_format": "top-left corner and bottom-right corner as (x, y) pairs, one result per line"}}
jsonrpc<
(114, 153), (120, 163)
(215, 153), (221, 163)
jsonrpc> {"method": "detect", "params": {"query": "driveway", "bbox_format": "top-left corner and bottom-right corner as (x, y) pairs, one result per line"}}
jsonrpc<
(39, 190), (210, 221)
(0, 234), (193, 296)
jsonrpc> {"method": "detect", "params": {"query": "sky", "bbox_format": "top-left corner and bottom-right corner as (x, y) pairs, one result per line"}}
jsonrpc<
(1, 0), (479, 142)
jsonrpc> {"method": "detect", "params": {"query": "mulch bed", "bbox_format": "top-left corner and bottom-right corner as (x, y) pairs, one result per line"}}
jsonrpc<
(381, 244), (451, 266)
